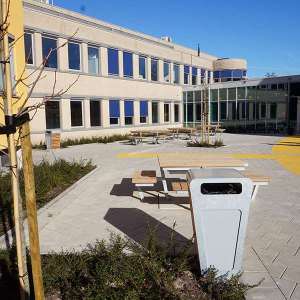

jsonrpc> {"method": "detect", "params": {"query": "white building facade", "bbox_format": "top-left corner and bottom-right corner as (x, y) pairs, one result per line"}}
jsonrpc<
(23, 0), (247, 143)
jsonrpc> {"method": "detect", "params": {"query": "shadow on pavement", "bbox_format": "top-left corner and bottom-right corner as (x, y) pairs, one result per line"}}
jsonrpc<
(104, 208), (191, 248)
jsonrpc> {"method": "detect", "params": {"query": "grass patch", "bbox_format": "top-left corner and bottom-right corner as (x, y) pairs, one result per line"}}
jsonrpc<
(0, 232), (251, 299)
(32, 134), (130, 149)
(0, 159), (95, 236)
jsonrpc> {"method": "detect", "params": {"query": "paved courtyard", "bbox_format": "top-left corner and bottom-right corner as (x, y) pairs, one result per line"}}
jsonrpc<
(28, 133), (300, 299)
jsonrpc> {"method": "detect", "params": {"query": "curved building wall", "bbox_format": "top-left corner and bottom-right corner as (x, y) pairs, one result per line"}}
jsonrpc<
(213, 58), (247, 82)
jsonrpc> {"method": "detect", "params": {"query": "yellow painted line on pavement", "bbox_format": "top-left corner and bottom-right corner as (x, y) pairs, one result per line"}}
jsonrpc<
(117, 136), (300, 175)
(271, 136), (300, 175)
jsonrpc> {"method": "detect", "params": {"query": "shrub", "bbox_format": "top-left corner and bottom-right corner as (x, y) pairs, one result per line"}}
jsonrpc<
(0, 159), (95, 236)
(187, 139), (224, 148)
(41, 232), (250, 300)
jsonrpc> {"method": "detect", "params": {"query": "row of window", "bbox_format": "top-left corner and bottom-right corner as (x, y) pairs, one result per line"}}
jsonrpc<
(184, 101), (279, 124)
(24, 32), (210, 85)
(45, 100), (180, 130)
(184, 85), (287, 103)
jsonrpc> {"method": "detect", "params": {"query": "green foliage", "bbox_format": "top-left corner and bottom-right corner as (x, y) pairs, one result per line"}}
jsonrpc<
(187, 139), (224, 148)
(0, 159), (95, 235)
(60, 134), (130, 148)
(41, 233), (250, 300)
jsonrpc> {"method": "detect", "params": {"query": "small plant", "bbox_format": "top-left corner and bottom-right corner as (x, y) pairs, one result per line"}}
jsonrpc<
(187, 139), (224, 148)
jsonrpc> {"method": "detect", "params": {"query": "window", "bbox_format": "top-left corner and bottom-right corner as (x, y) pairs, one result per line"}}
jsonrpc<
(174, 104), (180, 122)
(123, 51), (133, 78)
(237, 87), (246, 99)
(164, 103), (170, 122)
(124, 100), (134, 125)
(201, 69), (206, 83)
(270, 103), (277, 119)
(220, 102), (227, 120)
(151, 58), (158, 81)
(42, 36), (57, 68)
(210, 102), (218, 122)
(140, 100), (148, 123)
(109, 99), (120, 125)
(24, 32), (34, 65)
(261, 103), (266, 118)
(219, 89), (227, 101)
(88, 46), (99, 74)
(139, 56), (147, 79)
(45, 101), (60, 129)
(228, 88), (236, 100)
(108, 48), (119, 76)
(210, 89), (218, 101)
(8, 37), (16, 90)
(163, 61), (170, 82)
(90, 100), (101, 126)
(173, 64), (180, 84)
(184, 65), (190, 84)
(70, 100), (83, 127)
(192, 67), (197, 85)
(68, 42), (81, 70)
(207, 71), (211, 83)
(152, 102), (159, 123)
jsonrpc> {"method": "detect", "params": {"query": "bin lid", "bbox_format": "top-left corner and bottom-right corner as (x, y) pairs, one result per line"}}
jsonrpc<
(188, 168), (245, 180)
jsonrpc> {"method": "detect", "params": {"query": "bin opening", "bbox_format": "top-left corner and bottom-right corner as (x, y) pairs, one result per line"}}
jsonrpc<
(201, 183), (242, 195)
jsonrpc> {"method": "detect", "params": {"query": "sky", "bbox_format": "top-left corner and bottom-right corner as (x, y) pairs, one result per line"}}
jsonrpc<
(54, 0), (300, 78)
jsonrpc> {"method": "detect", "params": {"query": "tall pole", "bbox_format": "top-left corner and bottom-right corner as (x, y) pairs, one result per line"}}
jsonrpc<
(0, 0), (29, 298)
(21, 121), (45, 300)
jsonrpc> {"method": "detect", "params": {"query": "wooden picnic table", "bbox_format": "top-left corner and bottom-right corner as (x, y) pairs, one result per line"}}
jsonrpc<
(157, 153), (248, 196)
(130, 129), (171, 144)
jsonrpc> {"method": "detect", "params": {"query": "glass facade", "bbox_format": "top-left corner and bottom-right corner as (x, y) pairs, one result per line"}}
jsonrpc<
(184, 84), (289, 133)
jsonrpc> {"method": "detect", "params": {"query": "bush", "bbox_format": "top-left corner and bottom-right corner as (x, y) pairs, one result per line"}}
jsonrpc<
(187, 139), (224, 148)
(41, 233), (250, 300)
(33, 134), (130, 149)
(0, 159), (95, 236)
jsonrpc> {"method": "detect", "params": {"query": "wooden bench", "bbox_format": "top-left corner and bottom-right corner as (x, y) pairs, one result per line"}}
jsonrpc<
(170, 171), (270, 201)
(132, 170), (157, 200)
(241, 171), (271, 201)
(171, 181), (189, 192)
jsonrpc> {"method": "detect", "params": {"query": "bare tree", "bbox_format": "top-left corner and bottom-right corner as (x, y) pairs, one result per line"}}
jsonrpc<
(0, 1), (79, 299)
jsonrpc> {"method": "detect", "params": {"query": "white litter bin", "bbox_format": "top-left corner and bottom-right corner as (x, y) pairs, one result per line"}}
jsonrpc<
(187, 168), (253, 276)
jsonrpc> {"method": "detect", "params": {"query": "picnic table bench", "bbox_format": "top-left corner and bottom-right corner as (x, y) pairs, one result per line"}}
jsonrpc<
(132, 170), (157, 200)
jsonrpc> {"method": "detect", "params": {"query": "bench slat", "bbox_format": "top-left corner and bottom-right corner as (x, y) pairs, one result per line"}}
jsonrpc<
(132, 170), (157, 184)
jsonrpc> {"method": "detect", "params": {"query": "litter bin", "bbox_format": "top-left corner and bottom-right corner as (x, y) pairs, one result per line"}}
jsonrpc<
(45, 131), (61, 149)
(187, 168), (253, 276)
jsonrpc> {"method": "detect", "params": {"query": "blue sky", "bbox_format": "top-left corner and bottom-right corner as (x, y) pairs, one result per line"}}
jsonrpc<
(55, 0), (300, 78)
